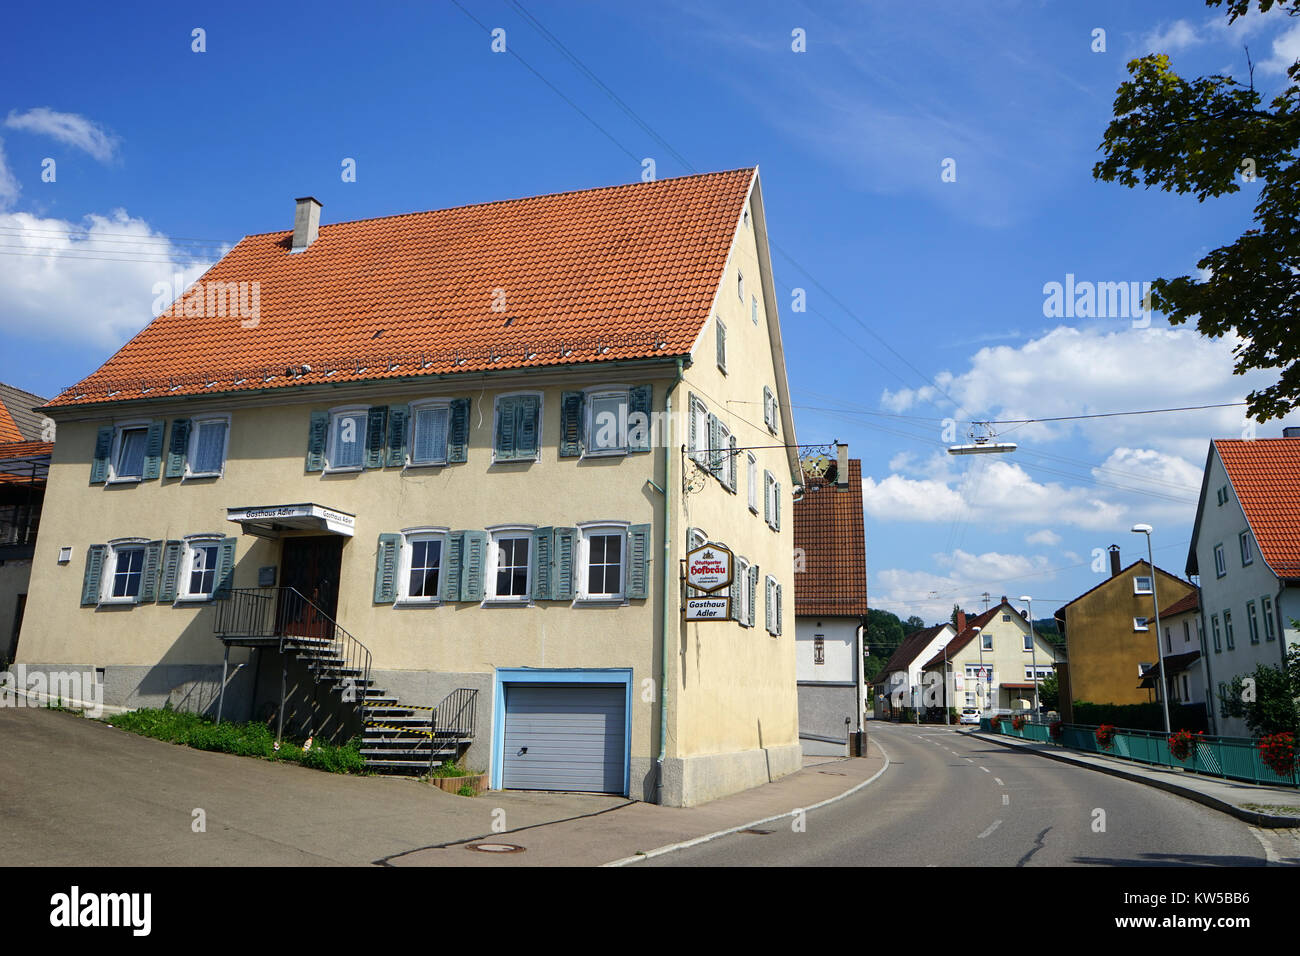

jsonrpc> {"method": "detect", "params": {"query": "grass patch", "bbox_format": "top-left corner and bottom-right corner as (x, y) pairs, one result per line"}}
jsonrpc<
(108, 708), (366, 774)
(1241, 803), (1300, 816)
(456, 783), (477, 797)
(429, 759), (473, 778)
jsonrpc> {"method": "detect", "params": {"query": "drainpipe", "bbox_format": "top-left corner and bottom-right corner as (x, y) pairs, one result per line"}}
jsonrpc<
(655, 358), (685, 804)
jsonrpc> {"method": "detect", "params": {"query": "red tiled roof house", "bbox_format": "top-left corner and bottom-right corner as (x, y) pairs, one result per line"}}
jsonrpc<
(16, 169), (803, 806)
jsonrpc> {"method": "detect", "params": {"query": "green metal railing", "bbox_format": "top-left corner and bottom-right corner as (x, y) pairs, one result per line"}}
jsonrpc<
(985, 718), (1298, 788)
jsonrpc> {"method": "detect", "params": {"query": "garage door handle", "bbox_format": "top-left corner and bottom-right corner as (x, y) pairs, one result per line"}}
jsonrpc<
(516, 747), (528, 756)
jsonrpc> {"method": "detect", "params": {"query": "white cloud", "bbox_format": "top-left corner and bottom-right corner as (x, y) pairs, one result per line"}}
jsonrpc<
(1143, 19), (1206, 53)
(1026, 529), (1061, 546)
(0, 138), (19, 210)
(872, 548), (1058, 622)
(0, 209), (215, 348)
(1260, 19), (1300, 74)
(5, 108), (119, 162)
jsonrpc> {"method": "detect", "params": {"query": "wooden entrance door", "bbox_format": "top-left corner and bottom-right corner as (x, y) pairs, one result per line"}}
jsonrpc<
(278, 536), (344, 638)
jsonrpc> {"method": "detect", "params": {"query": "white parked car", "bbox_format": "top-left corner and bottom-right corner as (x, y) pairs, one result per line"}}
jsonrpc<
(959, 708), (980, 725)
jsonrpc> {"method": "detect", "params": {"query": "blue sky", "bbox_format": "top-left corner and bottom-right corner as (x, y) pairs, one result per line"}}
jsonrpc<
(2, 0), (1297, 623)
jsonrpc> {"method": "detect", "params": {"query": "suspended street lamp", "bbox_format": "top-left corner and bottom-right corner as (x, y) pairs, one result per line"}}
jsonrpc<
(948, 421), (1017, 455)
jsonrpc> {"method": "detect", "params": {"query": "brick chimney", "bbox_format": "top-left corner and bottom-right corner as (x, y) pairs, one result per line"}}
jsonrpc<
(292, 196), (322, 252)
(1108, 544), (1121, 577)
(956, 611), (967, 633)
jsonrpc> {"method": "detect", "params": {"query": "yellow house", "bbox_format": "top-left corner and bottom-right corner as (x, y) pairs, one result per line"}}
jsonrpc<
(15, 168), (802, 807)
(1053, 547), (1196, 720)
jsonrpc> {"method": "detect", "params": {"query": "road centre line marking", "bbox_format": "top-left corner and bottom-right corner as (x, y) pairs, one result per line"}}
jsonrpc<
(994, 777), (1004, 786)
(978, 820), (1002, 839)
(981, 767), (990, 773)
(1002, 794), (1010, 806)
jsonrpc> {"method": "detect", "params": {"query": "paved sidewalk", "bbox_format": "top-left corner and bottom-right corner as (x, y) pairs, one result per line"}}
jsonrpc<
(965, 730), (1300, 827)
(386, 745), (888, 867)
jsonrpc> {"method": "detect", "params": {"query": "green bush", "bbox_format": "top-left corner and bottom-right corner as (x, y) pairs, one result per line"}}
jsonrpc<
(109, 709), (365, 773)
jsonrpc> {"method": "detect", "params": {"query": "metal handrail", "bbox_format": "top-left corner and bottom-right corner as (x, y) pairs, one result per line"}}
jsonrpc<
(214, 587), (373, 718)
(426, 688), (479, 771)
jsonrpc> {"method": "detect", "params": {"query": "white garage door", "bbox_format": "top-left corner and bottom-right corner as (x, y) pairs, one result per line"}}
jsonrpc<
(501, 683), (626, 794)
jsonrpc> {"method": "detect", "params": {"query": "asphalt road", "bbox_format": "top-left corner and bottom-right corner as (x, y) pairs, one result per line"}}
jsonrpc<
(644, 721), (1270, 867)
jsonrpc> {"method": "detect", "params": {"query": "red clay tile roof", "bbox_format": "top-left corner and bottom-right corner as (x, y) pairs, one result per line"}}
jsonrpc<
(793, 459), (867, 617)
(1215, 438), (1300, 579)
(0, 441), (53, 462)
(46, 169), (757, 409)
(920, 605), (1003, 670)
(0, 399), (21, 442)
(1160, 591), (1199, 618)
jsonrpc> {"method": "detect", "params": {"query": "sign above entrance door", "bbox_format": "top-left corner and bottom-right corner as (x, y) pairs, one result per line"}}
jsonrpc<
(226, 503), (356, 538)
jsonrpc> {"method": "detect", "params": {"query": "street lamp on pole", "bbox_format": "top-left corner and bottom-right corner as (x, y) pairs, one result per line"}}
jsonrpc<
(1133, 524), (1172, 734)
(973, 626), (985, 712)
(1019, 596), (1039, 717)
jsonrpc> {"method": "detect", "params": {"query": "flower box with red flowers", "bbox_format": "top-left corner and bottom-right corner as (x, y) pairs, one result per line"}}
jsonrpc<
(1095, 723), (1117, 751)
(1011, 715), (1027, 732)
(1168, 728), (1200, 763)
(1258, 732), (1298, 778)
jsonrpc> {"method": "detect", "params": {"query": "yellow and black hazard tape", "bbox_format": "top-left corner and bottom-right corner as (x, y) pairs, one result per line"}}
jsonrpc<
(365, 720), (434, 737)
(365, 701), (438, 710)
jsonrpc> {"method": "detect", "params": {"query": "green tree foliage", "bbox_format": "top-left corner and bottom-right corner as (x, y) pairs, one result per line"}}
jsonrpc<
(951, 604), (965, 628)
(1219, 644), (1300, 737)
(864, 608), (908, 676)
(1037, 672), (1060, 710)
(1094, 0), (1300, 421)
(904, 615), (926, 631)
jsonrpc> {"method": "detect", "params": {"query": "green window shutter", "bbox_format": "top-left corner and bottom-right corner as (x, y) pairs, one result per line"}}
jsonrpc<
(687, 393), (698, 457)
(554, 527), (576, 601)
(495, 397), (517, 460)
(385, 405), (409, 467)
(462, 531), (487, 602)
(762, 387), (772, 429)
(729, 563), (742, 620)
(776, 583), (783, 636)
(707, 414), (722, 476)
(559, 392), (584, 458)
(748, 565), (759, 628)
(627, 524), (651, 600)
(158, 540), (184, 602)
(306, 411), (329, 472)
(90, 426), (114, 484)
(374, 533), (401, 603)
(516, 395), (540, 457)
(81, 544), (107, 606)
(364, 406), (388, 469)
(716, 319), (727, 372)
(765, 578), (772, 633)
(164, 419), (191, 478)
(629, 385), (652, 453)
(447, 398), (470, 463)
(532, 527), (555, 600)
(764, 471), (772, 524)
(727, 435), (737, 491)
(139, 540), (164, 603)
(775, 482), (781, 531)
(214, 537), (237, 599)
(141, 420), (166, 480)
(441, 532), (465, 602)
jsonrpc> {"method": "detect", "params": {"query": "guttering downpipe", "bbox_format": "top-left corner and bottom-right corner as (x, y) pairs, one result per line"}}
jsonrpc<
(656, 357), (685, 804)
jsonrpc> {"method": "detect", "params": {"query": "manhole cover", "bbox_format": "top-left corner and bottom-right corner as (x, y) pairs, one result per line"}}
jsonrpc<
(466, 842), (525, 853)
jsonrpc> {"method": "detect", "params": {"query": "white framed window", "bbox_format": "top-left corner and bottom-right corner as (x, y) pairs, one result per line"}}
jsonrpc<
(1023, 632), (1033, 651)
(1183, 620), (1191, 644)
(186, 416), (230, 478)
(737, 269), (744, 301)
(409, 400), (451, 466)
(399, 528), (447, 603)
(1181, 674), (1190, 701)
(716, 318), (727, 373)
(1134, 617), (1149, 632)
(762, 387), (778, 434)
(1224, 609), (1235, 649)
(1002, 614), (1011, 622)
(486, 526), (533, 602)
(690, 396), (710, 467)
(1216, 485), (1228, 506)
(981, 632), (993, 650)
(765, 470), (777, 528)
(586, 389), (631, 456)
(1133, 575), (1153, 595)
(102, 538), (148, 604)
(751, 295), (759, 326)
(1211, 614), (1221, 652)
(736, 557), (751, 625)
(1164, 626), (1172, 653)
(716, 420), (733, 489)
(1247, 600), (1260, 644)
(326, 406), (368, 471)
(1213, 544), (1226, 578)
(579, 522), (628, 601)
(1263, 595), (1276, 640)
(747, 453), (758, 513)
(765, 574), (778, 634)
(178, 535), (222, 601)
(1239, 531), (1253, 566)
(109, 422), (151, 482)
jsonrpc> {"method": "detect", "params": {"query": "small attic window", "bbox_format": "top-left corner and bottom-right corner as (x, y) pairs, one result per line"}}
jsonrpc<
(737, 270), (744, 301)
(743, 209), (750, 228)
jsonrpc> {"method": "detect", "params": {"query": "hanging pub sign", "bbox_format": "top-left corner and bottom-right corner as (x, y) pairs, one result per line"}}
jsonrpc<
(686, 596), (730, 621)
(685, 542), (734, 593)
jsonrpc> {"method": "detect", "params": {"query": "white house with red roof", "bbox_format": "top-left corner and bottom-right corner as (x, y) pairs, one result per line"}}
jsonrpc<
(1187, 430), (1300, 736)
(15, 169), (804, 806)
